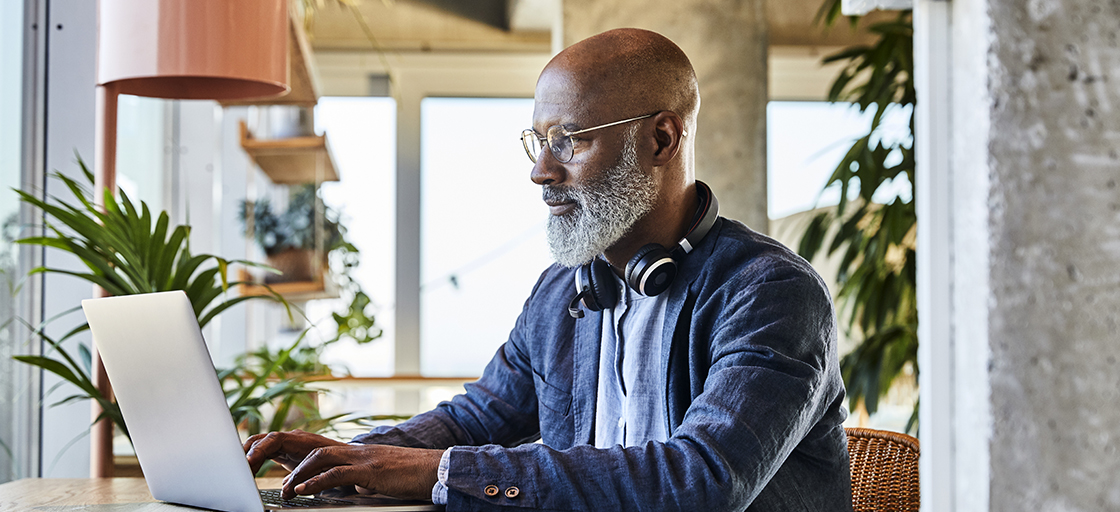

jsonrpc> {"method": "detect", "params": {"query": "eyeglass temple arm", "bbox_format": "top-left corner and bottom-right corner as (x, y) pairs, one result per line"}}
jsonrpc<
(566, 113), (657, 136)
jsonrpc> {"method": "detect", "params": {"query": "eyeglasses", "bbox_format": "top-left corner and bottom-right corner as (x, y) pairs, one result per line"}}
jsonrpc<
(520, 113), (657, 164)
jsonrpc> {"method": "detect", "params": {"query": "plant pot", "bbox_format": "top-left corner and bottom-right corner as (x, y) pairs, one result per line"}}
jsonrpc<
(257, 105), (315, 139)
(265, 248), (317, 284)
(280, 389), (322, 431)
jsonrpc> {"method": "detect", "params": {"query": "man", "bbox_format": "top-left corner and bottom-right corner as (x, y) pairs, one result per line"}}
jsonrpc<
(245, 28), (852, 511)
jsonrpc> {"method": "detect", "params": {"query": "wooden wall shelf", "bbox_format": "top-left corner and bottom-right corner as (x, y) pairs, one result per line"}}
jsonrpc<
(221, 16), (321, 107)
(237, 269), (340, 302)
(239, 120), (339, 184)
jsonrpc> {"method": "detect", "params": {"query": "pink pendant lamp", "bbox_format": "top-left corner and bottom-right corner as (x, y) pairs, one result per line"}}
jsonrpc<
(91, 0), (289, 477)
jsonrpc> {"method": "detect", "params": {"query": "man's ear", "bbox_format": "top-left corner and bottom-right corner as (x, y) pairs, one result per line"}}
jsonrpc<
(650, 111), (685, 166)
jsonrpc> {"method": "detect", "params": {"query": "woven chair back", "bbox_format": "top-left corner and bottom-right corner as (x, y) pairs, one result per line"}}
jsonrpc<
(846, 427), (920, 512)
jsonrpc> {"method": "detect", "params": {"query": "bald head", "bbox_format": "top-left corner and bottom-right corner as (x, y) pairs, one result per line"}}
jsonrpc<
(531, 29), (705, 269)
(538, 28), (700, 131)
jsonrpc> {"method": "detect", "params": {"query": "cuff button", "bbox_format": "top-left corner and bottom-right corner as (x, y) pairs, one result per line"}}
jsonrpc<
(484, 485), (499, 497)
(505, 486), (520, 499)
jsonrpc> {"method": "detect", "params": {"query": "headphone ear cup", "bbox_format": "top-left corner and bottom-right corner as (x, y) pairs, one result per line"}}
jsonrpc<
(585, 259), (618, 311)
(626, 243), (677, 296)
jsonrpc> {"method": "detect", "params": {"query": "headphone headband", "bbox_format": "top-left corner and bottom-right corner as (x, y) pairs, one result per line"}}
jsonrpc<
(672, 181), (718, 259)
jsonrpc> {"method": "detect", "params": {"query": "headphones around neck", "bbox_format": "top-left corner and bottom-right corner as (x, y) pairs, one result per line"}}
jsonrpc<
(567, 181), (719, 318)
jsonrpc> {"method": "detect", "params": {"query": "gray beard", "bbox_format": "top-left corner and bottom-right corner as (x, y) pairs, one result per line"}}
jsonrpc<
(545, 126), (657, 267)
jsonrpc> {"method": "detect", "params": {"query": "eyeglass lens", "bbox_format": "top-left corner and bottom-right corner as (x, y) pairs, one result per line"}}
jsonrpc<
(521, 126), (576, 164)
(546, 125), (574, 162)
(521, 129), (544, 163)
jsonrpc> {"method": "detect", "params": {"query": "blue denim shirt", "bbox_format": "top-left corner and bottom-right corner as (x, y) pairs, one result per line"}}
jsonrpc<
(353, 218), (852, 511)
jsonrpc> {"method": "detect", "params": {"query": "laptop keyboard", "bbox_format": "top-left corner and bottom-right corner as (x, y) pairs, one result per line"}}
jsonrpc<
(260, 488), (354, 508)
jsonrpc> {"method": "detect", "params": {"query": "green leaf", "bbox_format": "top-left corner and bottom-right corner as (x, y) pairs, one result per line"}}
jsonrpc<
(185, 267), (221, 315)
(146, 210), (170, 284)
(57, 171), (96, 212)
(76, 154), (95, 184)
(822, 45), (870, 64)
(15, 236), (72, 251)
(13, 355), (98, 398)
(198, 295), (259, 329)
(171, 253), (212, 291)
(78, 342), (93, 375)
(191, 282), (225, 320)
(155, 224), (188, 290)
(30, 267), (128, 296)
(217, 258), (229, 291)
(51, 393), (94, 408)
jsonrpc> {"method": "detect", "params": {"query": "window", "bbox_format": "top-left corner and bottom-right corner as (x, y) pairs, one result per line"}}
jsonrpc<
(115, 95), (170, 213)
(311, 97), (397, 377)
(419, 98), (550, 377)
(0, 0), (25, 484)
(766, 101), (912, 220)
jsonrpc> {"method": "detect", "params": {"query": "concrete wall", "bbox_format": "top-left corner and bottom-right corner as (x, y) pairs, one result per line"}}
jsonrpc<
(562, 0), (769, 232)
(917, 0), (1120, 509)
(987, 0), (1120, 508)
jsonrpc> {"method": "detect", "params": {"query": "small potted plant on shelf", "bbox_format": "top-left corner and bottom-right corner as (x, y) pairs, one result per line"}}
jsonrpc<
(240, 184), (341, 284)
(240, 184), (384, 348)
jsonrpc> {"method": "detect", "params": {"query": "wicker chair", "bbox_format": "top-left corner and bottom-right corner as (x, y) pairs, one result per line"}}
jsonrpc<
(846, 427), (920, 512)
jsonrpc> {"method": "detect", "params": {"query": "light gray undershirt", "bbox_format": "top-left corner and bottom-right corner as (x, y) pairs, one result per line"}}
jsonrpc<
(594, 273), (670, 448)
(431, 274), (671, 504)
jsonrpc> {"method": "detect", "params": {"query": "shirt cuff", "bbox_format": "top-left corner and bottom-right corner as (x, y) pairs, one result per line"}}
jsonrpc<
(430, 447), (453, 505)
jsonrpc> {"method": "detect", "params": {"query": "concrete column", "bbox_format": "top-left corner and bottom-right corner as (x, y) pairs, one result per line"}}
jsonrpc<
(562, 0), (769, 232)
(917, 0), (1120, 509)
(987, 0), (1120, 508)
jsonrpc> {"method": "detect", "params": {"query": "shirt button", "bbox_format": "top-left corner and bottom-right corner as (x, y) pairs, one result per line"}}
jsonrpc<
(505, 487), (520, 499)
(618, 417), (625, 428)
(484, 485), (499, 497)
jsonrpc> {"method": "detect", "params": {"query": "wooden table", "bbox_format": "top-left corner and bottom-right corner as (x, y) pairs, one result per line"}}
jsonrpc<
(0, 477), (284, 511)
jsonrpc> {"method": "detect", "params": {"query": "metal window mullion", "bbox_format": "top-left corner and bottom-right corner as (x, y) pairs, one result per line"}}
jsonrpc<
(19, 0), (47, 480)
(915, 1), (957, 510)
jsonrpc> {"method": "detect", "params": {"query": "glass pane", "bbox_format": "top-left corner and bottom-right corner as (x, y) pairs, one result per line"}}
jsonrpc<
(0, 0), (24, 484)
(115, 95), (169, 212)
(309, 97), (397, 377)
(766, 101), (912, 220)
(420, 98), (550, 377)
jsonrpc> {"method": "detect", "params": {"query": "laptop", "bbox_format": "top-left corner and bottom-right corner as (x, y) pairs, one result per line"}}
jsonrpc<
(82, 290), (442, 512)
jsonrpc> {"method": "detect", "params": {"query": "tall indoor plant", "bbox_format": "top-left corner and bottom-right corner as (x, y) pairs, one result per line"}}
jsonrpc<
(800, 2), (917, 431)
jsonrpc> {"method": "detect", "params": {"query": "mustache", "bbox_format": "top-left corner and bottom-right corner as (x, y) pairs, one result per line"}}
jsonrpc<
(543, 185), (579, 204)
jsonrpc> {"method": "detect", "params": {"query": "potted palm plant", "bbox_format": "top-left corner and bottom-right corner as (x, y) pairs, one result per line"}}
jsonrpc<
(10, 159), (398, 478)
(10, 159), (315, 445)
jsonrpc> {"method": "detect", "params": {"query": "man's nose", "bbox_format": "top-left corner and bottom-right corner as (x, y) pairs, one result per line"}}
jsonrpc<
(530, 149), (565, 186)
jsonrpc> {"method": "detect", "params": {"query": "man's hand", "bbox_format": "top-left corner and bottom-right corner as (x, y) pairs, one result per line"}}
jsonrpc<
(243, 430), (443, 501)
(282, 443), (443, 501)
(243, 429), (346, 474)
